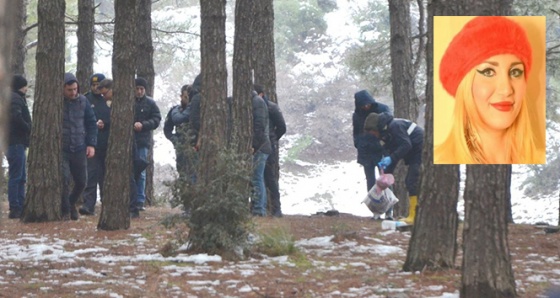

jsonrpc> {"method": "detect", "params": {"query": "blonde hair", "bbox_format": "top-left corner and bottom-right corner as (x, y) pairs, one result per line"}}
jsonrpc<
(435, 69), (540, 164)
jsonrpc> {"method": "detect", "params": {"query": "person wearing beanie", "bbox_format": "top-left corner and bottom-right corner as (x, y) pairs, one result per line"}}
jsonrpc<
(61, 72), (98, 221)
(364, 112), (424, 224)
(352, 90), (393, 220)
(6, 75), (32, 219)
(80, 75), (110, 216)
(133, 76), (161, 211)
(435, 16), (545, 164)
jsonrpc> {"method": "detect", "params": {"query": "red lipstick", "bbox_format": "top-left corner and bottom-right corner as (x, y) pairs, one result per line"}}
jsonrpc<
(490, 101), (513, 112)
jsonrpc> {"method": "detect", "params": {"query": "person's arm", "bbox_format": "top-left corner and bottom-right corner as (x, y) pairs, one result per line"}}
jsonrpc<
(84, 99), (98, 148)
(388, 123), (412, 162)
(270, 104), (286, 140)
(252, 97), (268, 151)
(141, 99), (162, 131)
(163, 108), (175, 141)
(10, 98), (31, 134)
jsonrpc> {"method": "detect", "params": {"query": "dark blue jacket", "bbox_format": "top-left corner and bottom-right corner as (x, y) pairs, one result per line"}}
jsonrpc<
(86, 92), (111, 151)
(134, 95), (161, 148)
(62, 94), (97, 152)
(9, 91), (32, 147)
(375, 112), (424, 166)
(352, 90), (391, 166)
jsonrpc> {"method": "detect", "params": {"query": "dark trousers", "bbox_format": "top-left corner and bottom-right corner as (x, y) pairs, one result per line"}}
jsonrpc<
(6, 144), (27, 212)
(82, 149), (107, 211)
(264, 150), (281, 215)
(61, 149), (87, 215)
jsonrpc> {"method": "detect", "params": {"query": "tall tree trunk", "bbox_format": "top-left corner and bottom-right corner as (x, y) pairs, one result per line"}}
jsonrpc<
(458, 1), (516, 296)
(388, 0), (421, 218)
(22, 0), (66, 222)
(135, 0), (156, 206)
(403, 0), (459, 272)
(76, 0), (95, 90)
(0, 0), (18, 205)
(506, 164), (513, 223)
(231, 0), (253, 154)
(462, 166), (516, 297)
(11, 0), (26, 75)
(97, 0), (137, 231)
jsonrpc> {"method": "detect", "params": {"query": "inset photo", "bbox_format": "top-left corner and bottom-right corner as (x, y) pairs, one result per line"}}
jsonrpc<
(433, 16), (546, 164)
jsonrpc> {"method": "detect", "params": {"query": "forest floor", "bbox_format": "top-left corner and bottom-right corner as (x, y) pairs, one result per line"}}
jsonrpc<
(0, 203), (559, 298)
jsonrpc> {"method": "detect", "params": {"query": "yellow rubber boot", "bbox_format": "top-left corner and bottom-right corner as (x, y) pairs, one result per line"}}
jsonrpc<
(403, 196), (417, 224)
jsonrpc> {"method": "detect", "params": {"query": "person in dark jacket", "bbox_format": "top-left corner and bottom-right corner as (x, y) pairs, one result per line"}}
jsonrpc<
(164, 84), (197, 185)
(364, 112), (424, 224)
(134, 77), (161, 210)
(185, 74), (202, 150)
(254, 84), (286, 217)
(61, 72), (98, 221)
(251, 90), (272, 217)
(7, 75), (32, 219)
(80, 75), (109, 216)
(352, 90), (392, 219)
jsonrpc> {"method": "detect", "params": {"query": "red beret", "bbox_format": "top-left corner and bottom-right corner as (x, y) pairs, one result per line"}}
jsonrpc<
(439, 16), (532, 97)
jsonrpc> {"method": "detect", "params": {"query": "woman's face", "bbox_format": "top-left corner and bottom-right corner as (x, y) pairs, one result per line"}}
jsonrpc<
(472, 54), (527, 132)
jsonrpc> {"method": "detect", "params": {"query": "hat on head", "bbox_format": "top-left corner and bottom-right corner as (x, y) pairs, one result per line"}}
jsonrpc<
(12, 74), (27, 91)
(439, 16), (532, 97)
(90, 73), (106, 85)
(135, 77), (148, 89)
(364, 113), (380, 132)
(97, 78), (113, 90)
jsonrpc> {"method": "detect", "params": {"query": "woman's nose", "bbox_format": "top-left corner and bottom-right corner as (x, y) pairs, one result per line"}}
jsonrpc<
(496, 73), (514, 96)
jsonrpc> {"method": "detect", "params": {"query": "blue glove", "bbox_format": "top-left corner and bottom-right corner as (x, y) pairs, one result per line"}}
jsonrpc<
(378, 156), (392, 169)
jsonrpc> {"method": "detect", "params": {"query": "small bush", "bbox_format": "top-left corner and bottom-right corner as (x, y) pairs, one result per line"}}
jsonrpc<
(255, 227), (299, 257)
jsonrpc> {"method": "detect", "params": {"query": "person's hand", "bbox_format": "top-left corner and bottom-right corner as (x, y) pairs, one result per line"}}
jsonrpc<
(97, 119), (104, 129)
(378, 156), (392, 169)
(86, 146), (95, 158)
(134, 122), (143, 132)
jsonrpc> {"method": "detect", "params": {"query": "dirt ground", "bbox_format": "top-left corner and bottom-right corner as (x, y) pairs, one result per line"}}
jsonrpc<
(0, 203), (559, 297)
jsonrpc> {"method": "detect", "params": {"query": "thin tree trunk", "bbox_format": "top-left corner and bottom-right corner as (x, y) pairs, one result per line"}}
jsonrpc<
(0, 0), (18, 206)
(76, 0), (95, 90)
(403, 0), (459, 271)
(97, 0), (137, 231)
(135, 0), (155, 206)
(22, 0), (66, 222)
(11, 0), (26, 75)
(506, 165), (513, 223)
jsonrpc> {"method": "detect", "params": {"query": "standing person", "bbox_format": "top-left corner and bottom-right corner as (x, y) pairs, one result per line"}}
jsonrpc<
(61, 73), (98, 221)
(364, 112), (424, 224)
(6, 75), (32, 219)
(133, 77), (161, 211)
(352, 90), (392, 219)
(250, 89), (272, 217)
(164, 84), (195, 184)
(80, 77), (111, 215)
(254, 84), (286, 217)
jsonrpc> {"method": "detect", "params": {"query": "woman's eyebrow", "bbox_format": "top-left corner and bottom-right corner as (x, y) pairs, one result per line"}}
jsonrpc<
(479, 61), (524, 67)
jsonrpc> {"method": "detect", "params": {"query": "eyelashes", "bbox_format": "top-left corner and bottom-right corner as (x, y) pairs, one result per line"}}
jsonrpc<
(476, 67), (524, 78)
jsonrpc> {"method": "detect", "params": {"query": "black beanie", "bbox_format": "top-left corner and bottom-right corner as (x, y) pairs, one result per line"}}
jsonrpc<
(12, 75), (27, 91)
(364, 113), (380, 132)
(135, 77), (148, 89)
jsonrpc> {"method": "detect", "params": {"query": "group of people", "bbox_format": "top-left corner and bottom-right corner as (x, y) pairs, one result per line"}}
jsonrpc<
(6, 72), (161, 220)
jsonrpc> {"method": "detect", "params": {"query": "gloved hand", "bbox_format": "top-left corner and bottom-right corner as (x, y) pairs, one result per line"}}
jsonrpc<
(378, 156), (392, 169)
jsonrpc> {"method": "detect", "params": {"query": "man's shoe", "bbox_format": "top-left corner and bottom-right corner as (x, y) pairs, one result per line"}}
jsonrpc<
(272, 211), (283, 218)
(79, 207), (94, 216)
(8, 210), (21, 219)
(130, 210), (140, 219)
(70, 206), (79, 221)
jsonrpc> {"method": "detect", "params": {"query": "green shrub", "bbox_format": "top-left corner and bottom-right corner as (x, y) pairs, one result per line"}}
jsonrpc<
(255, 227), (299, 257)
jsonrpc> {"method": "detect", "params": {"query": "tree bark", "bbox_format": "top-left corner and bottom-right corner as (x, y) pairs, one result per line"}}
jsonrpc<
(253, 0), (276, 104)
(97, 0), (137, 231)
(388, 0), (422, 218)
(0, 0), (18, 204)
(135, 0), (156, 206)
(76, 0), (95, 91)
(11, 0), (26, 75)
(22, 0), (66, 222)
(458, 0), (516, 296)
(403, 0), (459, 272)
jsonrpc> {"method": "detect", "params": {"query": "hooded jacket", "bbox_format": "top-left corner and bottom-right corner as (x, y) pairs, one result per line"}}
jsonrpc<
(375, 112), (424, 166)
(352, 90), (391, 166)
(62, 73), (97, 152)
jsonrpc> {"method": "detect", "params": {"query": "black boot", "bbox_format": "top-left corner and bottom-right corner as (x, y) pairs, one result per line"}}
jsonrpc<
(70, 205), (79, 221)
(8, 209), (22, 219)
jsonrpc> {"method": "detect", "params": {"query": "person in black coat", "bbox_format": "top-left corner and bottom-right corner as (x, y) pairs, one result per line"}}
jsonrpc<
(133, 77), (161, 210)
(254, 84), (286, 217)
(364, 112), (424, 224)
(6, 75), (32, 219)
(352, 90), (392, 219)
(251, 90), (272, 217)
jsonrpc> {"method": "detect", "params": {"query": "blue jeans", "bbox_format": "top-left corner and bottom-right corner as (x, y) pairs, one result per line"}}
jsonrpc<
(135, 146), (148, 206)
(6, 144), (27, 212)
(251, 151), (269, 216)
